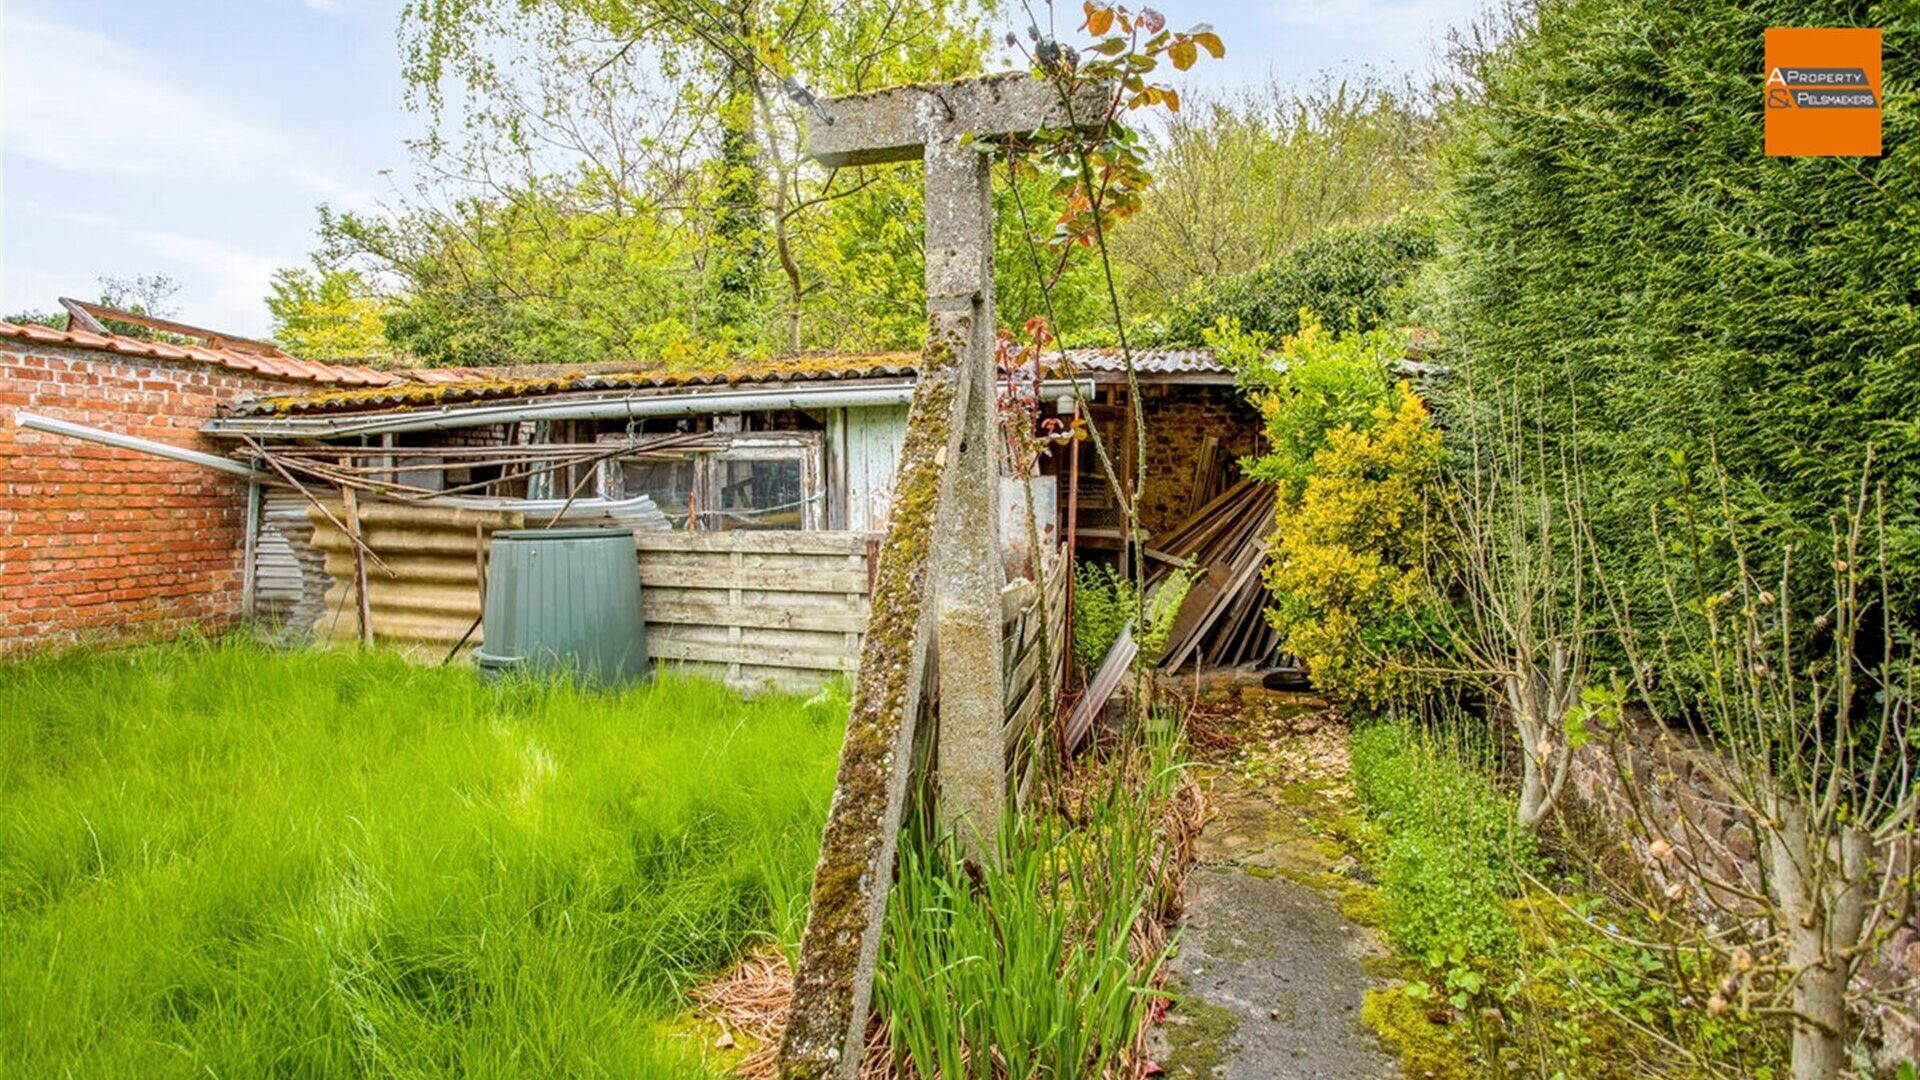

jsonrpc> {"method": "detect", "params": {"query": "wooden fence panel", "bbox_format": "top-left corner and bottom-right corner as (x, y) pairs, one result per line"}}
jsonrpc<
(635, 530), (877, 691)
(1000, 554), (1070, 788)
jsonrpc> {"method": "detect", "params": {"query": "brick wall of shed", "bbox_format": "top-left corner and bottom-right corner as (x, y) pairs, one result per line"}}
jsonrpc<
(1136, 384), (1262, 538)
(0, 342), (282, 652)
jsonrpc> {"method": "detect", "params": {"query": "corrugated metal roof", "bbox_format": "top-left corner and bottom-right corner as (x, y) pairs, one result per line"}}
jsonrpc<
(228, 347), (1230, 418)
(1053, 347), (1228, 376)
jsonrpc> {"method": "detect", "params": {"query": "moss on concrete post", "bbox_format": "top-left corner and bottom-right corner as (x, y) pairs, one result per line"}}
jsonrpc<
(777, 337), (962, 1078)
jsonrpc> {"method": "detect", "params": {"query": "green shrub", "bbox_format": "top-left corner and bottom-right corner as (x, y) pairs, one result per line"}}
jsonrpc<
(1149, 216), (1434, 346)
(1218, 314), (1451, 707)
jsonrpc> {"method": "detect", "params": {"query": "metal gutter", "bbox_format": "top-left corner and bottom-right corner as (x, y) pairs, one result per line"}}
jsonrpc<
(15, 410), (269, 480)
(201, 378), (1095, 440)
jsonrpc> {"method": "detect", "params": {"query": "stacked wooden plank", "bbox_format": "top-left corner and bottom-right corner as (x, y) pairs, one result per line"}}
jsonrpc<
(1149, 479), (1280, 670)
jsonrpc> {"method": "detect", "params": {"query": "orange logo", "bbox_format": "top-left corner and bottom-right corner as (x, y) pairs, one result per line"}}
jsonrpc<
(1765, 28), (1882, 156)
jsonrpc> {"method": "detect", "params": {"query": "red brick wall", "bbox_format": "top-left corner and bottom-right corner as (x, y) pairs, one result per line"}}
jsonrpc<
(0, 342), (284, 652)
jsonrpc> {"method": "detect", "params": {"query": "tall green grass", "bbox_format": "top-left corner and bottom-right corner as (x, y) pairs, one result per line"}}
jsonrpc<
(0, 637), (845, 1077)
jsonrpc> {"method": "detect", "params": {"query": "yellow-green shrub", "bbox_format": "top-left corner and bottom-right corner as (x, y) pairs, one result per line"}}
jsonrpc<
(1221, 310), (1446, 708)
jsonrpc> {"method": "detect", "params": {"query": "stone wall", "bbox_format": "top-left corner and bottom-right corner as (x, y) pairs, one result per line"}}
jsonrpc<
(1135, 384), (1262, 538)
(0, 341), (281, 651)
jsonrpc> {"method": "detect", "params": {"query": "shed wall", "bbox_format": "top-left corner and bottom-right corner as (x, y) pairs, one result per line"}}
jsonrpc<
(0, 341), (282, 652)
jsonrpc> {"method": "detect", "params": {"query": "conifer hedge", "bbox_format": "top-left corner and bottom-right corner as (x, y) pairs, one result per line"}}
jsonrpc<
(1437, 0), (1919, 610)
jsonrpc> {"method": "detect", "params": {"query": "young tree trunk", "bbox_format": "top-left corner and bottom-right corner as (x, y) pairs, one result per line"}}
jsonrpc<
(1768, 800), (1873, 1080)
(1507, 654), (1574, 831)
(705, 56), (768, 338)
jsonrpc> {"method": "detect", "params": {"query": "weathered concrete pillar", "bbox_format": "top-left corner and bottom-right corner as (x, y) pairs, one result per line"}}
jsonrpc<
(778, 74), (1108, 1080)
(924, 112), (1007, 854)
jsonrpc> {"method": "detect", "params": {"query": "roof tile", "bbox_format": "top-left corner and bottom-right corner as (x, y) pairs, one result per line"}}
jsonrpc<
(0, 319), (404, 388)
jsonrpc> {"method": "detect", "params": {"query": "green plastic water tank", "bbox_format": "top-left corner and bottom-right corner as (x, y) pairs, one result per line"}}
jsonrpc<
(473, 526), (649, 685)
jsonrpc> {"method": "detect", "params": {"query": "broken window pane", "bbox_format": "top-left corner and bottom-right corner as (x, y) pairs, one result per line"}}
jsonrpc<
(710, 458), (806, 530)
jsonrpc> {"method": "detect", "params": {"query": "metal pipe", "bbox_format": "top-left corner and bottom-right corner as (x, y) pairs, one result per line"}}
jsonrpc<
(201, 378), (1096, 440)
(203, 382), (922, 439)
(15, 410), (268, 479)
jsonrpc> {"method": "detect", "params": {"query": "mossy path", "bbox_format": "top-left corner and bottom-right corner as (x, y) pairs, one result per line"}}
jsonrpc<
(1147, 688), (1400, 1080)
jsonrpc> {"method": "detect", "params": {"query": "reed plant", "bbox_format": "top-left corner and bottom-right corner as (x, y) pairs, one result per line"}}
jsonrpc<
(876, 719), (1194, 1078)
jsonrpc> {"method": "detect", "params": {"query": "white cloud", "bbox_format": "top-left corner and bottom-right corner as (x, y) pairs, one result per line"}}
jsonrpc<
(132, 228), (285, 328)
(1, 16), (355, 197)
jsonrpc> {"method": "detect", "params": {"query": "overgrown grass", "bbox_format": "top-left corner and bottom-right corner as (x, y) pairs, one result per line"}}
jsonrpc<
(876, 722), (1192, 1078)
(0, 636), (845, 1077)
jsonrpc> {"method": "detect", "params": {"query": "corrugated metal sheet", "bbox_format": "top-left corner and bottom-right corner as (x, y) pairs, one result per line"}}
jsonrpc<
(1053, 346), (1228, 376)
(232, 354), (925, 416)
(254, 491), (330, 641)
(312, 500), (525, 659)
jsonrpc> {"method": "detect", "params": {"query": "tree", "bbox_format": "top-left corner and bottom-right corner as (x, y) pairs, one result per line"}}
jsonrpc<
(1148, 216), (1435, 346)
(1434, 383), (1594, 830)
(1591, 474), (1917, 1080)
(96, 273), (182, 322)
(266, 266), (389, 360)
(376, 0), (995, 357)
(1111, 75), (1439, 319)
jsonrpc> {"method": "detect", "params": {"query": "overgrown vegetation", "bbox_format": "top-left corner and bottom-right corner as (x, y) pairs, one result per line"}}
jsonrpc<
(1349, 719), (1784, 1079)
(877, 718), (1195, 1077)
(1216, 314), (1448, 708)
(1213, 3), (1920, 1074)
(1436, 0), (1920, 638)
(1149, 216), (1435, 346)
(0, 638), (844, 1077)
(1350, 722), (1530, 964)
(1071, 560), (1193, 674)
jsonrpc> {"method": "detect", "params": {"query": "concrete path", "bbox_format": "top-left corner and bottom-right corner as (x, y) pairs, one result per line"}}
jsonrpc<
(1147, 699), (1399, 1079)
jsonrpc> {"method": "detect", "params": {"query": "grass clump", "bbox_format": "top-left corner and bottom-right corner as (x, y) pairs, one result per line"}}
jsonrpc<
(0, 637), (846, 1077)
(876, 723), (1194, 1078)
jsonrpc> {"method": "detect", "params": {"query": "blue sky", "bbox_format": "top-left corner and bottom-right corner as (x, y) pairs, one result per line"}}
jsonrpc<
(1, 0), (1490, 336)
